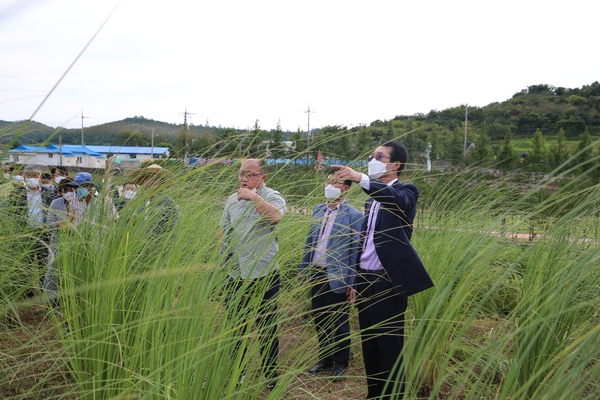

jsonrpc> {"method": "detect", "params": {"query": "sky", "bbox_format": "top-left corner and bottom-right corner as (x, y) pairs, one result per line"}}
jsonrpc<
(1, 0), (598, 133)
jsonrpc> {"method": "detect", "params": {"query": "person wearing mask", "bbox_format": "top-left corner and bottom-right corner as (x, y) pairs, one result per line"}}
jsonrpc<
(9, 164), (55, 296)
(42, 178), (78, 306)
(51, 167), (69, 186)
(332, 141), (434, 400)
(300, 168), (363, 381)
(41, 173), (57, 195)
(114, 182), (138, 212)
(219, 159), (286, 390)
(12, 169), (25, 188)
(68, 172), (117, 223)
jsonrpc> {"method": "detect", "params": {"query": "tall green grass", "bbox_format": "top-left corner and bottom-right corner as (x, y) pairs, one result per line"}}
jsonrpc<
(1, 127), (599, 399)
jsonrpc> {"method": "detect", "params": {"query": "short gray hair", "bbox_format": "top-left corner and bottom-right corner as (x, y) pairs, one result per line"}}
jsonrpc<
(23, 164), (42, 175)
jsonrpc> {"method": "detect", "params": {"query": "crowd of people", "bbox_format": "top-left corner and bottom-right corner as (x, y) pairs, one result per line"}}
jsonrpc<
(2, 140), (433, 400)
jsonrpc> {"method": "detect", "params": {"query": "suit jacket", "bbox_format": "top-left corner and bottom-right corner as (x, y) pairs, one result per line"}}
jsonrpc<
(361, 178), (434, 297)
(301, 200), (363, 294)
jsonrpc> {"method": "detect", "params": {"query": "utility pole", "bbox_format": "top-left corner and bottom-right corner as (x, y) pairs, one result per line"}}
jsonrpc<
(59, 134), (63, 166)
(150, 128), (154, 158)
(180, 106), (195, 160)
(181, 106), (195, 127)
(463, 105), (468, 160)
(304, 104), (315, 149)
(303, 104), (315, 164)
(80, 109), (89, 146)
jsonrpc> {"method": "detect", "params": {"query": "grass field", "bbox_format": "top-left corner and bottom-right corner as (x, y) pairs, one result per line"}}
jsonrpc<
(0, 157), (599, 399)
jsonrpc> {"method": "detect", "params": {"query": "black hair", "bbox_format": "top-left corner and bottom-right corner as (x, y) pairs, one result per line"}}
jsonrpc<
(327, 168), (352, 187)
(57, 177), (74, 191)
(382, 140), (408, 176)
(41, 172), (53, 180)
(51, 166), (68, 176)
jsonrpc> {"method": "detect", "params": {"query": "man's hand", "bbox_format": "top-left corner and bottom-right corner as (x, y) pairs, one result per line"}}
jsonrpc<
(346, 286), (357, 305)
(330, 165), (362, 184)
(236, 188), (258, 201)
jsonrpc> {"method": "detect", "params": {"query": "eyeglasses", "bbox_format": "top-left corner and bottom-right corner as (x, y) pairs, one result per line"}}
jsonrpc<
(238, 173), (263, 179)
(367, 153), (391, 162)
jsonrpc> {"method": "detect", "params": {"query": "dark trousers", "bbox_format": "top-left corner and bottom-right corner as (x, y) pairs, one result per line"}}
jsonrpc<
(357, 270), (407, 400)
(226, 273), (279, 379)
(311, 269), (351, 366)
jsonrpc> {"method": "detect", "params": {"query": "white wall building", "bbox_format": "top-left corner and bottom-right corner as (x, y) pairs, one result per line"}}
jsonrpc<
(6, 144), (169, 169)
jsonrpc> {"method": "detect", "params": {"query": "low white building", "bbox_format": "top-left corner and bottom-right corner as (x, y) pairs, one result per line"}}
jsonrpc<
(6, 144), (169, 169)
(7, 144), (106, 168)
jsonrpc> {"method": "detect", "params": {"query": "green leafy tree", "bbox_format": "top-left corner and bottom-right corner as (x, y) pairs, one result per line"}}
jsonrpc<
(353, 126), (373, 159)
(447, 127), (465, 165)
(497, 134), (517, 174)
(216, 128), (240, 156)
(269, 119), (284, 160)
(575, 127), (593, 173)
(175, 122), (192, 157)
(289, 127), (306, 163)
(244, 119), (267, 157)
(526, 128), (548, 170)
(114, 130), (151, 147)
(470, 125), (492, 164)
(334, 129), (352, 160)
(315, 125), (345, 157)
(549, 128), (570, 170)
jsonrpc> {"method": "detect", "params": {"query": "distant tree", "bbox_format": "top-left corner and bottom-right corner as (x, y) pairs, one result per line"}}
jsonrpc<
(175, 121), (192, 157)
(334, 129), (352, 160)
(497, 134), (517, 174)
(470, 122), (492, 164)
(447, 127), (465, 165)
(290, 127), (306, 163)
(244, 119), (267, 157)
(156, 142), (173, 151)
(114, 130), (150, 147)
(526, 128), (548, 170)
(353, 126), (373, 159)
(315, 125), (345, 156)
(217, 128), (240, 156)
(269, 119), (284, 160)
(549, 128), (570, 170)
(575, 127), (593, 173)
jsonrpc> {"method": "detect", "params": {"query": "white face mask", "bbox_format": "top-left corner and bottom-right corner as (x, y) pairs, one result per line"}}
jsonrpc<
(123, 190), (136, 200)
(13, 175), (24, 182)
(54, 176), (64, 184)
(3, 173), (10, 179)
(324, 184), (342, 201)
(26, 177), (40, 188)
(41, 183), (53, 189)
(62, 192), (75, 202)
(368, 159), (388, 179)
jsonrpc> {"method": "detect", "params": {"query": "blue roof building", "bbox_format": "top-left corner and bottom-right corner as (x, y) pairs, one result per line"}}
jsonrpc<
(6, 144), (169, 168)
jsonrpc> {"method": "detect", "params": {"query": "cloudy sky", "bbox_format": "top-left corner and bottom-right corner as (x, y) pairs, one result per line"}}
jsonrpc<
(1, 0), (598, 133)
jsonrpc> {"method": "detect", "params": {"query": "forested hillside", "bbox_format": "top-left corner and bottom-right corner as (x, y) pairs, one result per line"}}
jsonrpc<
(2, 82), (599, 173)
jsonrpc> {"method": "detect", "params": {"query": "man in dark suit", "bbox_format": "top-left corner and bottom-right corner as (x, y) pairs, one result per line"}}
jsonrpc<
(300, 168), (363, 381)
(333, 141), (434, 399)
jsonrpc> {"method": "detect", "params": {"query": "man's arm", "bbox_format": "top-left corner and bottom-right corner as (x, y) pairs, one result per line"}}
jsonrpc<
(236, 188), (284, 225)
(365, 180), (418, 212)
